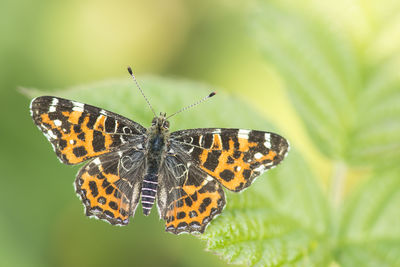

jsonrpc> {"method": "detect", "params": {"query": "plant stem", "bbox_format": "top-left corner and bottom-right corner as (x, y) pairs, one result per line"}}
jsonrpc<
(330, 161), (347, 208)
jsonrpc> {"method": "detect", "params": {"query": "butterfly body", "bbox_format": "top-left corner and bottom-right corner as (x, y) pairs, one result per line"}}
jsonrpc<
(141, 114), (170, 215)
(30, 95), (289, 234)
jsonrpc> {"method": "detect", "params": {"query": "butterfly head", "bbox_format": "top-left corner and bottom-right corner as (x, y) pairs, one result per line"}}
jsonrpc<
(151, 112), (170, 133)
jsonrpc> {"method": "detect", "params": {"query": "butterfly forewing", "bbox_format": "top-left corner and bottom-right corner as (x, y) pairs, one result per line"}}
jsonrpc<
(30, 96), (146, 164)
(170, 128), (289, 192)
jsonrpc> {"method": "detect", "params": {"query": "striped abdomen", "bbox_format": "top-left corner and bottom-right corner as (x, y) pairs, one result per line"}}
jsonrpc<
(141, 173), (158, 215)
(142, 132), (165, 215)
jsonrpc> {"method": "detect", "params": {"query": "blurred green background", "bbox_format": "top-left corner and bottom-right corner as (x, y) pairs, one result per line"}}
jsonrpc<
(1, 0), (400, 266)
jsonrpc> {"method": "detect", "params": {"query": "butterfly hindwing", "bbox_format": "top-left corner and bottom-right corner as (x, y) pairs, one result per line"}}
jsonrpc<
(30, 96), (146, 164)
(75, 149), (145, 225)
(170, 128), (289, 192)
(157, 159), (226, 234)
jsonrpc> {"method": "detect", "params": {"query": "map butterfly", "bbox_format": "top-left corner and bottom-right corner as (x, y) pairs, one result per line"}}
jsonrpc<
(30, 68), (289, 234)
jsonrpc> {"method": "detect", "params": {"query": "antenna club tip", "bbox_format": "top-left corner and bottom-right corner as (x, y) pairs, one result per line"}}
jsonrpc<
(209, 92), (216, 97)
(127, 66), (133, 75)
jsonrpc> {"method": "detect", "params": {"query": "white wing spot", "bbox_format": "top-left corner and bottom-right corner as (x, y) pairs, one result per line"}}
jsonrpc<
(238, 129), (250, 139)
(254, 152), (263, 159)
(51, 98), (59, 106)
(72, 101), (84, 112)
(72, 106), (83, 112)
(264, 133), (271, 148)
(54, 119), (62, 127)
(49, 106), (56, 112)
(254, 165), (265, 173)
(72, 101), (84, 108)
(212, 129), (221, 134)
(47, 130), (57, 139)
(69, 139), (75, 145)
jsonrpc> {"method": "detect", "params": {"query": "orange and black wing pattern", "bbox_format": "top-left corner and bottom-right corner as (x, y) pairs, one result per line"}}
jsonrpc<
(30, 94), (290, 235)
(75, 150), (145, 225)
(30, 96), (146, 165)
(157, 161), (225, 234)
(170, 128), (289, 192)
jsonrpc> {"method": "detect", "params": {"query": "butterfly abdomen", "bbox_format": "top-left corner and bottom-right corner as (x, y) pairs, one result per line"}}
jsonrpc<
(141, 173), (158, 216)
(142, 131), (166, 215)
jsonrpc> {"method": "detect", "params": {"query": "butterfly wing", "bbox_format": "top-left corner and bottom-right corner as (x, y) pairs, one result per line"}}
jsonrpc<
(75, 148), (145, 225)
(30, 96), (146, 164)
(170, 128), (289, 192)
(157, 155), (226, 234)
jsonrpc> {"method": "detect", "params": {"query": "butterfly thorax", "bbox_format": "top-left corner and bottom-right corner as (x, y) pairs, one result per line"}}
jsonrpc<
(141, 113), (170, 216)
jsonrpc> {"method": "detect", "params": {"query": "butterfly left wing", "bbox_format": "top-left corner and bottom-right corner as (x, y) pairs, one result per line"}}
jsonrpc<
(157, 155), (226, 234)
(169, 128), (289, 192)
(75, 148), (145, 225)
(30, 96), (146, 164)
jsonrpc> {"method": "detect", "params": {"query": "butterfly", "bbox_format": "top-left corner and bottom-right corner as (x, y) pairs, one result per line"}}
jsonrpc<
(29, 68), (289, 234)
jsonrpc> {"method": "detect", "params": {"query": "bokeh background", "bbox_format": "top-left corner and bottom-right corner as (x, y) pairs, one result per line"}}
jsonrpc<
(1, 1), (400, 266)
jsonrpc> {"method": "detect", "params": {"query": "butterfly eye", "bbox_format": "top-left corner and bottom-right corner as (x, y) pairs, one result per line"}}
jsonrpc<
(163, 121), (170, 129)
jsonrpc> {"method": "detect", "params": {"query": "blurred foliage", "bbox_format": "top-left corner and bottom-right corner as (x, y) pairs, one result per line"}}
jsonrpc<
(252, 1), (400, 167)
(2, 0), (400, 266)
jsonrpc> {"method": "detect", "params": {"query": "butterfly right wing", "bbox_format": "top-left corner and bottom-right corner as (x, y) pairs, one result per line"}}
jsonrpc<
(30, 96), (147, 164)
(75, 148), (145, 225)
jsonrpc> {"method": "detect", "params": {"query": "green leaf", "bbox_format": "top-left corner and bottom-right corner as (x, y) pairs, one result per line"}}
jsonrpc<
(202, 150), (331, 266)
(251, 2), (400, 167)
(351, 61), (400, 167)
(23, 76), (329, 266)
(249, 3), (400, 266)
(337, 168), (400, 266)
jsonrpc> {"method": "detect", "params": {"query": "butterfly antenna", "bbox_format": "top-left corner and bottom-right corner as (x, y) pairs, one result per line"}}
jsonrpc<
(127, 66), (157, 117)
(166, 91), (216, 119)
